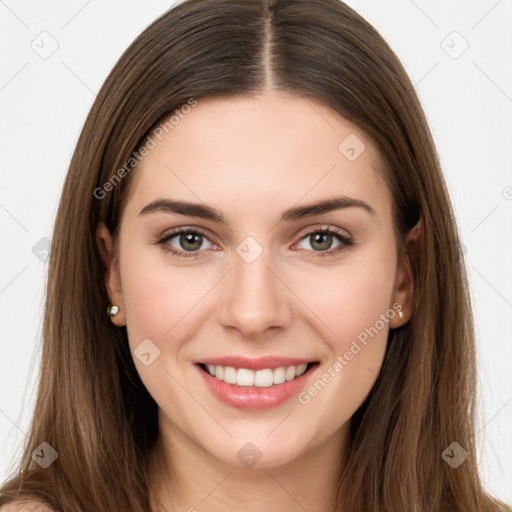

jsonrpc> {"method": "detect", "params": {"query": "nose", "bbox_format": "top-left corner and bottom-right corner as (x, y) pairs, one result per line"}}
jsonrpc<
(218, 248), (292, 338)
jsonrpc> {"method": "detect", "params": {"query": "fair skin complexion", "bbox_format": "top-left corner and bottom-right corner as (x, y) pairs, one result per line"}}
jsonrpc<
(96, 91), (420, 512)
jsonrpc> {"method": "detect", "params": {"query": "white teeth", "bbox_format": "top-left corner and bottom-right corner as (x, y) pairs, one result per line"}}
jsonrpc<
(273, 367), (286, 384)
(254, 369), (274, 387)
(236, 368), (255, 386)
(285, 366), (296, 381)
(223, 366), (237, 384)
(204, 363), (311, 387)
(296, 364), (308, 377)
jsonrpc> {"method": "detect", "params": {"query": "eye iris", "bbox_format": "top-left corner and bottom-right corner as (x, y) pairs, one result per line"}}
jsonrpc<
(180, 232), (202, 251)
(311, 232), (332, 251)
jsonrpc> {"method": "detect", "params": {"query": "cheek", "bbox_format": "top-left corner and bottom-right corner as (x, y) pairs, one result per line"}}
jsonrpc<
(294, 242), (397, 350)
(292, 245), (397, 418)
(118, 250), (220, 406)
(121, 257), (217, 349)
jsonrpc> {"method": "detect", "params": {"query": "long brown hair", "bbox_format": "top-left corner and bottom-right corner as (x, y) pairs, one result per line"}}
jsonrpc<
(0, 0), (504, 510)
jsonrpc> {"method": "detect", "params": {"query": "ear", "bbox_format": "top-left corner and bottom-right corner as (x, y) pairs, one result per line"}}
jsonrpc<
(96, 221), (126, 326)
(389, 220), (421, 328)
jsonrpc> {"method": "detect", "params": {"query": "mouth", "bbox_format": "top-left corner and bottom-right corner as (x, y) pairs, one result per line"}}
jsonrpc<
(197, 361), (319, 387)
(194, 360), (320, 411)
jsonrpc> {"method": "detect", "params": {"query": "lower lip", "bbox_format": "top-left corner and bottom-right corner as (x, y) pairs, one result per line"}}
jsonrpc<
(195, 363), (319, 411)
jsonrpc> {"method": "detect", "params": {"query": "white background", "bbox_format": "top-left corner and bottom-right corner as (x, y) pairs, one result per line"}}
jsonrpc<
(1, 0), (511, 505)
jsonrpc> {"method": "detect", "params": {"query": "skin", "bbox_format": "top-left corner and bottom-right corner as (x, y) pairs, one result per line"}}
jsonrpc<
(97, 91), (420, 512)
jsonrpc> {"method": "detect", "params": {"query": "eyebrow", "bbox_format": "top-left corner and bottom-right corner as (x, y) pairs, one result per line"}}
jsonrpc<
(139, 195), (376, 223)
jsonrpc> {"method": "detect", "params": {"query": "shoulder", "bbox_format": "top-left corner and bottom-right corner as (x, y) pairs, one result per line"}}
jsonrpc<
(0, 501), (54, 512)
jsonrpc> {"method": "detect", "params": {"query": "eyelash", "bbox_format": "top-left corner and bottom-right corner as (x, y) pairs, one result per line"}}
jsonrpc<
(155, 225), (353, 259)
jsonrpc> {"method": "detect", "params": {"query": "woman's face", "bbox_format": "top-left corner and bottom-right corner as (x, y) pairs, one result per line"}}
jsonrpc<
(98, 91), (414, 468)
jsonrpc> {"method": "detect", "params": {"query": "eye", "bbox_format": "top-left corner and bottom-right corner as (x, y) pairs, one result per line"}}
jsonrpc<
(293, 225), (353, 257)
(156, 227), (217, 258)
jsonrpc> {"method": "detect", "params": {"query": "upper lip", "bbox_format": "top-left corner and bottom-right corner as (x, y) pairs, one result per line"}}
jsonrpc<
(194, 355), (317, 371)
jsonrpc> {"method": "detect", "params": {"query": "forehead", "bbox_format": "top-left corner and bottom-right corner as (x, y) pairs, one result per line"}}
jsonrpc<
(124, 92), (391, 225)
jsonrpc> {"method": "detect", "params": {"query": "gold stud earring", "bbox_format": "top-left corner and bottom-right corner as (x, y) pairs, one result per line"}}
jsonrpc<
(398, 310), (404, 320)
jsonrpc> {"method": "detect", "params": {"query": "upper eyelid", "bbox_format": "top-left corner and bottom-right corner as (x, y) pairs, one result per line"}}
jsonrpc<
(296, 224), (351, 239)
(159, 226), (218, 245)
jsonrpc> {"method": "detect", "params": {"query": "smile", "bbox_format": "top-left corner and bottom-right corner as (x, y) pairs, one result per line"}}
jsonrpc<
(195, 360), (320, 411)
(200, 362), (314, 387)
